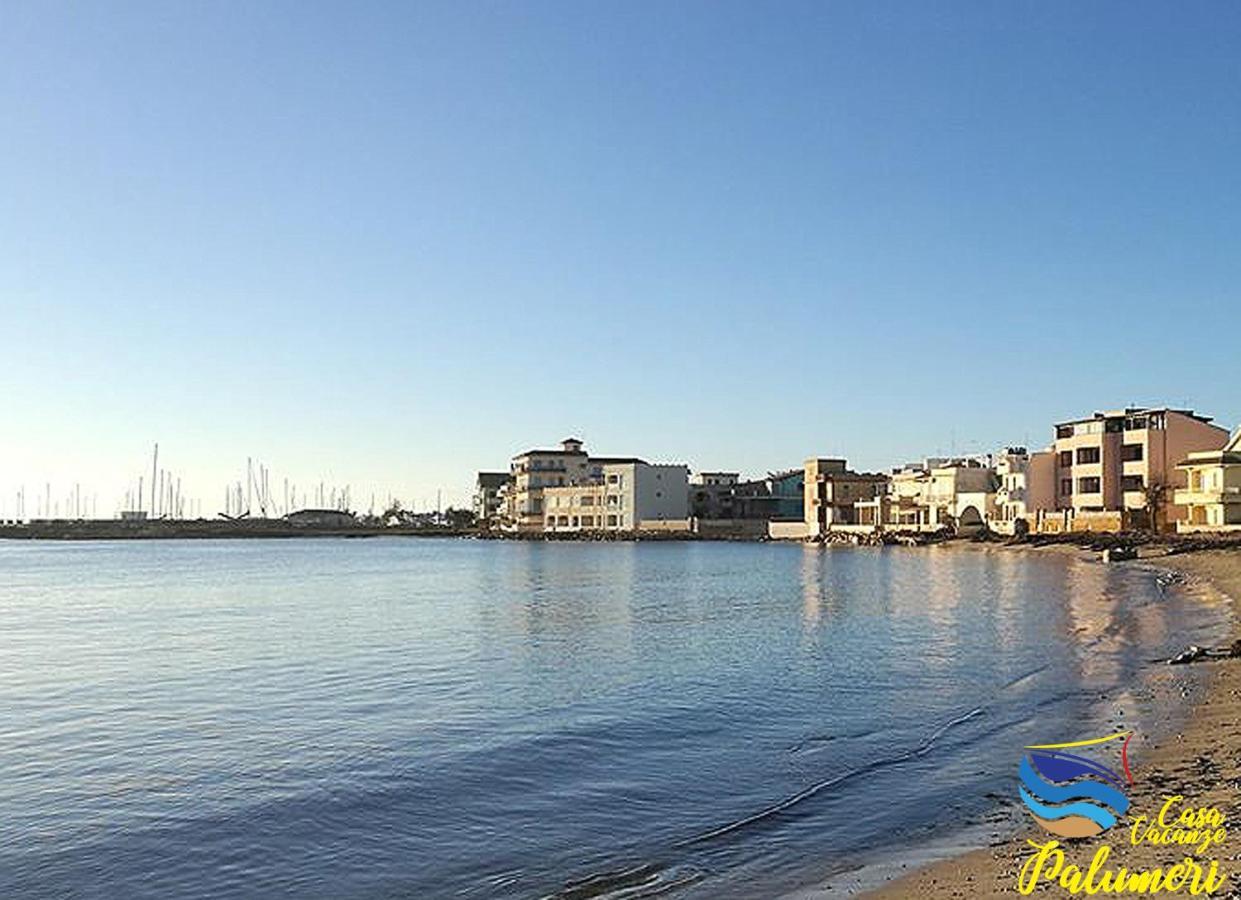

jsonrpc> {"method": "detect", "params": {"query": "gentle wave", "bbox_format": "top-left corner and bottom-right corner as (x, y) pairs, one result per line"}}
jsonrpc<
(677, 707), (985, 847)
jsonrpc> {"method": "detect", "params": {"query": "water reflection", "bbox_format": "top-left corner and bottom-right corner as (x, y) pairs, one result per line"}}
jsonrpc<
(0, 540), (1229, 900)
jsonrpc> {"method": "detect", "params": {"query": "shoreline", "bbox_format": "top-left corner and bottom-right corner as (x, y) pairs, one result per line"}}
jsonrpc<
(831, 545), (1241, 898)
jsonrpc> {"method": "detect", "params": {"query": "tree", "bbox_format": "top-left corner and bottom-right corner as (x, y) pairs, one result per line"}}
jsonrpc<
(1143, 480), (1167, 534)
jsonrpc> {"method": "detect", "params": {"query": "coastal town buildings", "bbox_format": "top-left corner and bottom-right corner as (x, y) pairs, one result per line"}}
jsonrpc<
(992, 447), (1056, 534)
(503, 438), (592, 532)
(689, 469), (805, 531)
(481, 408), (1241, 539)
(473, 472), (510, 526)
(543, 462), (688, 532)
(1175, 429), (1241, 533)
(495, 437), (689, 532)
(762, 469), (805, 521)
(1052, 408), (1229, 531)
(688, 472), (741, 519)
(853, 459), (997, 533)
(803, 458), (887, 536)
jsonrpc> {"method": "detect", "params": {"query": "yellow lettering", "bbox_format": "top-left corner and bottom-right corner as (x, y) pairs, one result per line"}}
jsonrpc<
(1083, 845), (1113, 895)
(1061, 863), (1085, 892)
(1199, 859), (1226, 895)
(1019, 839), (1064, 895)
(1161, 796), (1185, 828)
(1163, 863), (1186, 891)
(1120, 867), (1161, 891)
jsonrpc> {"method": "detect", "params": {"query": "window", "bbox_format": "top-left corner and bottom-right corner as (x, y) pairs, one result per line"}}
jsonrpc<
(571, 516), (578, 527)
(1060, 479), (1073, 495)
(1059, 451), (1073, 467)
(1056, 425), (1074, 439)
(1104, 418), (1123, 433)
(581, 516), (593, 527)
(655, 491), (662, 499)
(581, 496), (594, 507)
(1076, 447), (1100, 465)
(1121, 475), (1144, 492)
(1077, 477), (1101, 494)
(1121, 444), (1144, 462)
(1125, 416), (1148, 431)
(607, 515), (617, 526)
(607, 474), (618, 484)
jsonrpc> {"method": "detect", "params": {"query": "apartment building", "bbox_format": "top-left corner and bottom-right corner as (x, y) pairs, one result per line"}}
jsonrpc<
(854, 459), (996, 532)
(689, 472), (741, 519)
(993, 447), (1055, 532)
(803, 458), (888, 536)
(691, 470), (805, 522)
(473, 472), (510, 526)
(1174, 428), (1241, 532)
(543, 462), (689, 532)
(1052, 408), (1229, 529)
(503, 438), (592, 531)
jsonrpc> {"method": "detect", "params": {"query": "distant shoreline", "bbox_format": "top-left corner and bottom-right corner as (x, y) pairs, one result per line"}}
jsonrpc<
(5, 520), (1241, 557)
(0, 521), (472, 541)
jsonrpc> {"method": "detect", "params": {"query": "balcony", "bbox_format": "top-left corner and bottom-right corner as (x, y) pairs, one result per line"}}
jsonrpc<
(1175, 486), (1241, 506)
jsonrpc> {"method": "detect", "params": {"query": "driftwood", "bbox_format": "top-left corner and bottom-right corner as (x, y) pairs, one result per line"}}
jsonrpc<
(1167, 640), (1241, 665)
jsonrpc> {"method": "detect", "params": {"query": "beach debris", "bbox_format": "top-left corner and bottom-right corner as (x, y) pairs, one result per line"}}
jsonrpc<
(1154, 570), (1191, 593)
(1167, 641), (1241, 665)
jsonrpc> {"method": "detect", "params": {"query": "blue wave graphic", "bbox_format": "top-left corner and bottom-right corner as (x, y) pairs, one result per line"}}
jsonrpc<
(1019, 787), (1118, 830)
(1019, 757), (1129, 814)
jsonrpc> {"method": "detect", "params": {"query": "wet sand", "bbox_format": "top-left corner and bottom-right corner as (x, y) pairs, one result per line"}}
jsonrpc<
(851, 547), (1241, 898)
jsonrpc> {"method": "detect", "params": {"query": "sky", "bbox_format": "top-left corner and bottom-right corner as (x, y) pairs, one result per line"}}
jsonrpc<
(3, 1), (1240, 516)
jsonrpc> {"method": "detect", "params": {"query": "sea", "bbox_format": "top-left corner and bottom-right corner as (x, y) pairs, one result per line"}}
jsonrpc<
(0, 538), (1229, 898)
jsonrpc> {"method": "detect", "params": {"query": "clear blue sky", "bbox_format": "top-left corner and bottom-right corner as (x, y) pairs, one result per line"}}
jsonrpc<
(3, 1), (1239, 514)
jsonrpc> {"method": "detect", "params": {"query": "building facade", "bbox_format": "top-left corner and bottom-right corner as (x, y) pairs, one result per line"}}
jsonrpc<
(689, 472), (741, 519)
(543, 462), (689, 532)
(765, 469), (805, 521)
(993, 447), (1056, 532)
(853, 459), (996, 532)
(473, 472), (510, 526)
(1052, 408), (1229, 530)
(503, 438), (592, 531)
(803, 458), (888, 536)
(1174, 428), (1241, 532)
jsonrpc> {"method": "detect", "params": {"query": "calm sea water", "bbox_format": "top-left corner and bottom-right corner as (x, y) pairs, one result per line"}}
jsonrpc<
(0, 539), (1228, 899)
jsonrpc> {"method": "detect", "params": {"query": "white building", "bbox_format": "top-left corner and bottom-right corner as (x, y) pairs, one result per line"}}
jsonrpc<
(544, 461), (689, 532)
(992, 447), (1056, 533)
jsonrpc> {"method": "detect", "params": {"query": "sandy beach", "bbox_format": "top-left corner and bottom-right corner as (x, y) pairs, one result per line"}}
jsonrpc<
(848, 546), (1241, 898)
